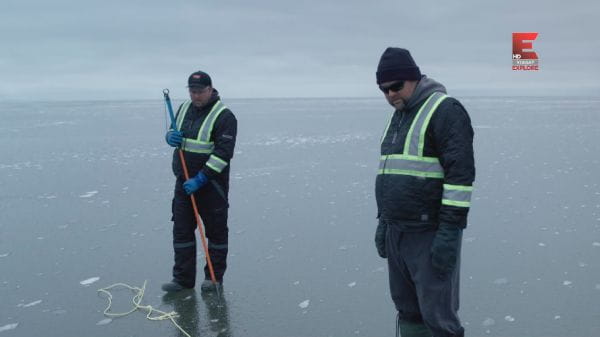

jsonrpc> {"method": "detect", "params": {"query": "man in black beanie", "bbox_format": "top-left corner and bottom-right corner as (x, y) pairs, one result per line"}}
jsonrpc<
(374, 47), (475, 337)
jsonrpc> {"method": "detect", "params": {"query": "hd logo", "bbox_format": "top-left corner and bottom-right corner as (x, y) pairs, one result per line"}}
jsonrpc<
(512, 32), (539, 71)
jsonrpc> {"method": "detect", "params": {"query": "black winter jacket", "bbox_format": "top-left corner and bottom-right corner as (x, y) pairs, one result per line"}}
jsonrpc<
(375, 76), (475, 231)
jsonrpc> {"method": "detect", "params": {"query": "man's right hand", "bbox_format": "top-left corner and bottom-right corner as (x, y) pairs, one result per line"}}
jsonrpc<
(165, 130), (183, 147)
(375, 220), (388, 258)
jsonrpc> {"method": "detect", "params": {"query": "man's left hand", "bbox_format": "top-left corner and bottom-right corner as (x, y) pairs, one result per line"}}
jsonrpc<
(431, 223), (462, 275)
(183, 172), (208, 195)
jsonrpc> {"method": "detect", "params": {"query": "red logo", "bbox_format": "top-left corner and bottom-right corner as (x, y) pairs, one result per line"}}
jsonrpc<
(512, 32), (539, 71)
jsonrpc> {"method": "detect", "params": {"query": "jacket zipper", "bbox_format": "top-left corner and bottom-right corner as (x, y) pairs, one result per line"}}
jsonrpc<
(391, 110), (405, 144)
(383, 110), (405, 172)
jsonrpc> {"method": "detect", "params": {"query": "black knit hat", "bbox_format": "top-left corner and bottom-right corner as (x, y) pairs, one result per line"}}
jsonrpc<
(188, 70), (212, 88)
(376, 47), (421, 84)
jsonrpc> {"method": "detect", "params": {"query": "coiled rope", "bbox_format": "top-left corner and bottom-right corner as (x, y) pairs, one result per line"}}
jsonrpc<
(97, 281), (191, 337)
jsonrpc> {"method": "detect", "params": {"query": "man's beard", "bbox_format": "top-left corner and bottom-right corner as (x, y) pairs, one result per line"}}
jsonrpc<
(391, 98), (406, 111)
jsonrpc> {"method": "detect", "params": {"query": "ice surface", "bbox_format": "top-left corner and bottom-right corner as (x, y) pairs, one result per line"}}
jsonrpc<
(2, 97), (600, 337)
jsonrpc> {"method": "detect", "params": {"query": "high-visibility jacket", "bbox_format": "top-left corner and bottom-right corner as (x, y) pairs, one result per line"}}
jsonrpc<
(172, 91), (237, 197)
(376, 91), (475, 231)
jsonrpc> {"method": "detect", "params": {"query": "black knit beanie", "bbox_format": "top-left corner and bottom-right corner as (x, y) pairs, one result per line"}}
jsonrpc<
(376, 47), (421, 84)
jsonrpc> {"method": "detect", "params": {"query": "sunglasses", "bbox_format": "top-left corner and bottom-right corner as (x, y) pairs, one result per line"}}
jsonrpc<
(379, 81), (405, 94)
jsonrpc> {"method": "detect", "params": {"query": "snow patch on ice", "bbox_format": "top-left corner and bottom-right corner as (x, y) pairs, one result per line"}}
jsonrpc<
(504, 315), (515, 322)
(348, 282), (357, 288)
(493, 278), (508, 285)
(79, 191), (98, 198)
(80, 277), (100, 286)
(482, 318), (495, 327)
(592, 242), (600, 247)
(18, 300), (42, 308)
(0, 253), (9, 258)
(0, 323), (18, 332)
(96, 318), (112, 326)
(298, 300), (310, 309)
(563, 280), (572, 286)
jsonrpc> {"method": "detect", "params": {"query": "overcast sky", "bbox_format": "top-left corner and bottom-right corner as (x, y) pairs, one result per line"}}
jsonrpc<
(1, 0), (598, 100)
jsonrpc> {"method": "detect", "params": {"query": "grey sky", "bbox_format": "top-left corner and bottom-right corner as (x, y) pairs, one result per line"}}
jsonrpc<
(1, 0), (598, 100)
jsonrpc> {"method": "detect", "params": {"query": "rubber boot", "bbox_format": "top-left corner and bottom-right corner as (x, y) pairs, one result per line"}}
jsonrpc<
(200, 279), (223, 293)
(396, 313), (432, 337)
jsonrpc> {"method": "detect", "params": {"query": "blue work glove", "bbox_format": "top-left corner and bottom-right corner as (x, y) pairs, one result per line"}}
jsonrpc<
(183, 172), (208, 195)
(374, 219), (388, 258)
(431, 223), (462, 275)
(165, 130), (183, 147)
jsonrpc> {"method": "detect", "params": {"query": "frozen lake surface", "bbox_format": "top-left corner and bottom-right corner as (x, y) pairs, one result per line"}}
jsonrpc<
(1, 96), (599, 336)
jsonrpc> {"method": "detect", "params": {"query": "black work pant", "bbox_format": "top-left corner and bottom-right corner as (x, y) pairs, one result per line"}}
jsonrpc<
(386, 225), (464, 337)
(171, 176), (229, 288)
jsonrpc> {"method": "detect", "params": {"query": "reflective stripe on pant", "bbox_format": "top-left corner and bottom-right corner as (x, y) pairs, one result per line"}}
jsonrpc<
(386, 225), (464, 337)
(171, 176), (229, 287)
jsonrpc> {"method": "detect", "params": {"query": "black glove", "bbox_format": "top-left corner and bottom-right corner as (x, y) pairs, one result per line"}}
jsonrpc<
(431, 223), (462, 274)
(375, 220), (388, 258)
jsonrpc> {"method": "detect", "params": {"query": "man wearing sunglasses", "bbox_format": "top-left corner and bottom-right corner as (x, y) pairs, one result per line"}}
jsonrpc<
(374, 48), (475, 337)
(162, 70), (238, 293)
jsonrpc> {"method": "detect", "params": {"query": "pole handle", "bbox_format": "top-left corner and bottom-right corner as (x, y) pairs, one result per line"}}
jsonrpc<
(163, 89), (177, 130)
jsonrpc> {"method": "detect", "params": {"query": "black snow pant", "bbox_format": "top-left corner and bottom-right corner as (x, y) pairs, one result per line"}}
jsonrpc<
(171, 176), (229, 288)
(386, 224), (464, 337)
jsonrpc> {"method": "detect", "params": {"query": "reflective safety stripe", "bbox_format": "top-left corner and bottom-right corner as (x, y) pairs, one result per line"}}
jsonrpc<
(177, 100), (229, 154)
(441, 184), (473, 208)
(404, 92), (447, 156)
(206, 154), (228, 173)
(208, 241), (228, 250)
(181, 140), (214, 154)
(175, 101), (192, 131)
(198, 101), (227, 142)
(378, 154), (444, 178)
(380, 111), (395, 144)
(174, 241), (196, 249)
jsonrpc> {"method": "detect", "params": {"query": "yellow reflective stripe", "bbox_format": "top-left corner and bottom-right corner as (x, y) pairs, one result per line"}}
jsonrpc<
(181, 139), (214, 153)
(383, 154), (440, 163)
(379, 155), (443, 175)
(378, 169), (444, 178)
(175, 101), (192, 131)
(197, 101), (227, 142)
(380, 111), (395, 144)
(442, 184), (473, 208)
(403, 93), (437, 155)
(443, 184), (473, 192)
(206, 154), (228, 173)
(418, 94), (447, 156)
(442, 199), (471, 207)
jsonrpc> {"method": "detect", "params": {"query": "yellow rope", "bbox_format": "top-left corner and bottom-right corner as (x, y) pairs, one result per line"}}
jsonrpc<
(97, 281), (191, 337)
